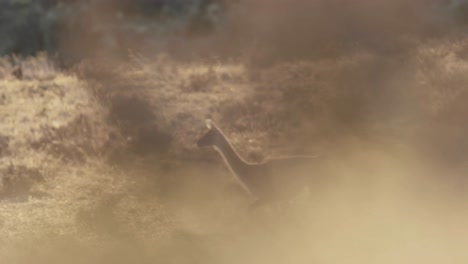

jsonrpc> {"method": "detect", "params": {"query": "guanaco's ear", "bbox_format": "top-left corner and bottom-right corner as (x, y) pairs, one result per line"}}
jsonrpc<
(205, 119), (215, 129)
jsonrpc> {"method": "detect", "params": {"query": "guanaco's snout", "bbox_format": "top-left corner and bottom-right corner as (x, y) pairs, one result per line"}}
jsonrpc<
(197, 119), (218, 147)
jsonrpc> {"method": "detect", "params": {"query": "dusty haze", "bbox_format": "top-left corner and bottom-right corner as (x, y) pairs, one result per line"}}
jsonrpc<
(1, 0), (467, 263)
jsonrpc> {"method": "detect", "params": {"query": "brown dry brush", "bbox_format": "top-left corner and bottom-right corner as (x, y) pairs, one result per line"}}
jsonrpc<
(74, 56), (177, 159)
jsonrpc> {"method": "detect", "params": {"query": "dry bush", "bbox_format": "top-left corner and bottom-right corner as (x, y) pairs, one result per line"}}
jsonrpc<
(75, 55), (251, 159)
(0, 55), (114, 161)
(221, 54), (399, 153)
(404, 40), (468, 169)
(0, 164), (44, 201)
(0, 54), (117, 202)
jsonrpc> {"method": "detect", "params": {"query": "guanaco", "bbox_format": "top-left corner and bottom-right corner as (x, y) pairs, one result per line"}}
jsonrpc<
(197, 119), (326, 209)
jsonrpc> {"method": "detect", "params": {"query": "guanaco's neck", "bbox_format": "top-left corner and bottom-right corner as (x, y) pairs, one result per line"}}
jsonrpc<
(212, 130), (253, 194)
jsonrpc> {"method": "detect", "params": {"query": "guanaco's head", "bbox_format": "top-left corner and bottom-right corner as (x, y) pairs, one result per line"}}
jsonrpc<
(197, 119), (221, 147)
